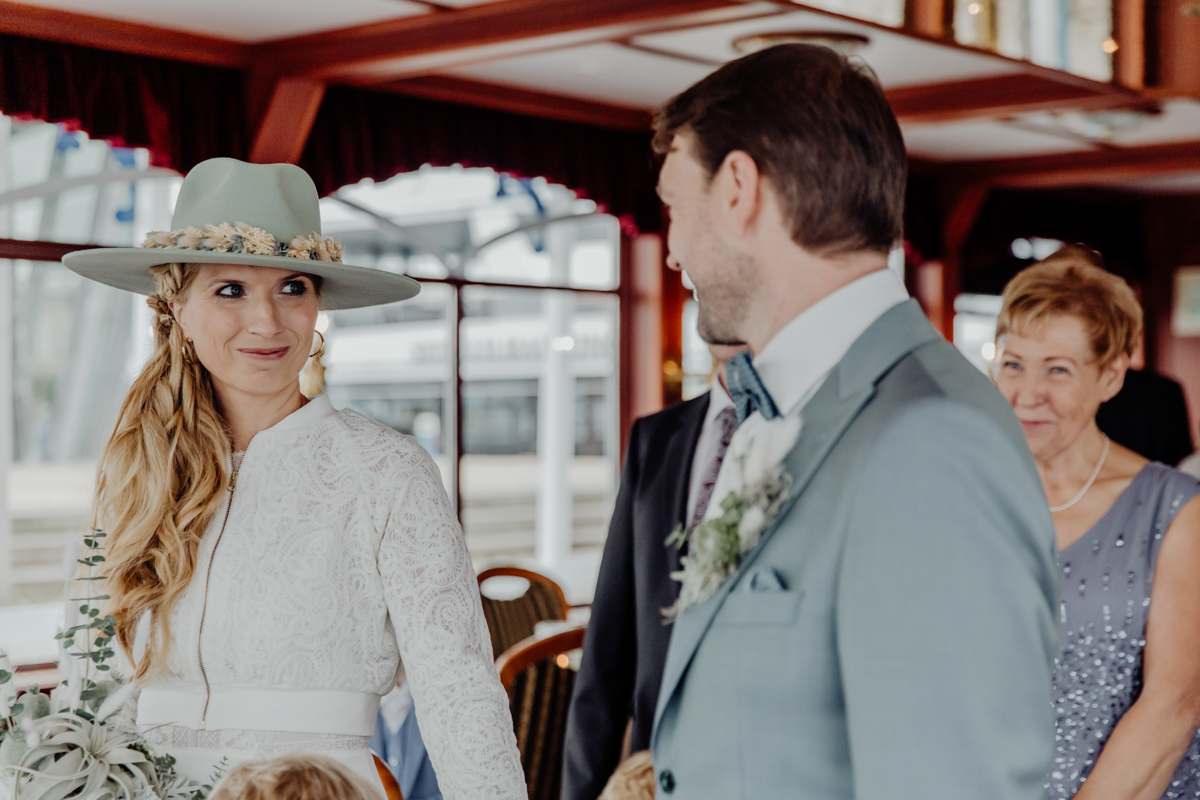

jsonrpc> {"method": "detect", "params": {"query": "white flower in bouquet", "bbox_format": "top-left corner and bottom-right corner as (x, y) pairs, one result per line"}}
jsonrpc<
(737, 505), (766, 551)
(664, 416), (800, 617)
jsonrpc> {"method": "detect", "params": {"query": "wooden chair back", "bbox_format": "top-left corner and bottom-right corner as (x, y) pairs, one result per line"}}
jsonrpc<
(477, 566), (569, 658)
(495, 626), (586, 800)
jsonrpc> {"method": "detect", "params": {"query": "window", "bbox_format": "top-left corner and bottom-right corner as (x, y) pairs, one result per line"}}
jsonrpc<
(0, 139), (623, 607)
(325, 169), (621, 594)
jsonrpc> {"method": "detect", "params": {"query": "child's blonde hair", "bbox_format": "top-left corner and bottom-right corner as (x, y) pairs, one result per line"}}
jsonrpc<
(208, 754), (380, 800)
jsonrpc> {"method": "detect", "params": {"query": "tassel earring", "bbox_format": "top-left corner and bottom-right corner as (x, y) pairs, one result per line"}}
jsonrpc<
(300, 330), (326, 397)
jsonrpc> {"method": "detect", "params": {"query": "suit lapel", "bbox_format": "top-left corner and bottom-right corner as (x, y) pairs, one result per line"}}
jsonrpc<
(662, 393), (710, 576)
(652, 300), (941, 743)
(652, 377), (874, 743)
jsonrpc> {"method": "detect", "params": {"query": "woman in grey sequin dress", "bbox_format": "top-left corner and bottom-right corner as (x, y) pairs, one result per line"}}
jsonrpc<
(996, 249), (1200, 800)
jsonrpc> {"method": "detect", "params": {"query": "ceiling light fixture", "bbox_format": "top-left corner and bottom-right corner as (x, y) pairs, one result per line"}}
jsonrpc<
(731, 30), (870, 56)
(967, 2), (983, 14)
(1102, 37), (1119, 53)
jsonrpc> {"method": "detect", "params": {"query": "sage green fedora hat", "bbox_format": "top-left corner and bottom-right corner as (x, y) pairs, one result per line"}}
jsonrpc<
(63, 157), (419, 310)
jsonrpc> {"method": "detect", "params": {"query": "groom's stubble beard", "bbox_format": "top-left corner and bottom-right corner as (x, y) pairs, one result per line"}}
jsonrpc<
(694, 237), (757, 347)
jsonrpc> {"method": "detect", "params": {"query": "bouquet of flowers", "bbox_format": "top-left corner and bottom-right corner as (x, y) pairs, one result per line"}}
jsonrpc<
(663, 414), (801, 619)
(0, 530), (219, 800)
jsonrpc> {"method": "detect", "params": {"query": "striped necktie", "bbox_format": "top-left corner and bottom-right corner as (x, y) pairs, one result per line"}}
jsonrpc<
(690, 405), (740, 529)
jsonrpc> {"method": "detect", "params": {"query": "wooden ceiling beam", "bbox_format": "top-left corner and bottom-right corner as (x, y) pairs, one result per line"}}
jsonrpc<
(0, 237), (98, 261)
(950, 140), (1200, 189)
(0, 0), (251, 67)
(248, 78), (326, 165)
(379, 75), (652, 131)
(249, 0), (738, 81)
(887, 72), (1140, 124)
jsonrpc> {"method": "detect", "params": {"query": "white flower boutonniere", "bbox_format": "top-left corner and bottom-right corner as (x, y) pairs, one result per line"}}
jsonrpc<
(664, 415), (801, 618)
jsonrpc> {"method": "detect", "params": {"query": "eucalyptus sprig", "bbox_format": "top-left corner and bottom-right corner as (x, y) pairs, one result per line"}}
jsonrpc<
(0, 528), (217, 799)
(55, 528), (120, 719)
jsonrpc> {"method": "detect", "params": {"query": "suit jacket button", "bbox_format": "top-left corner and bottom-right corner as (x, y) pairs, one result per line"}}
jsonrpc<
(659, 770), (676, 793)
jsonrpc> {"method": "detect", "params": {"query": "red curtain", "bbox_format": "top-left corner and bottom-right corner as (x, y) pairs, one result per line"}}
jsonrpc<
(0, 34), (661, 232)
(300, 86), (662, 233)
(0, 33), (247, 170)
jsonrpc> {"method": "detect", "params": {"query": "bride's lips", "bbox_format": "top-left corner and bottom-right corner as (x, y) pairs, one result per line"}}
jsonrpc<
(238, 347), (291, 361)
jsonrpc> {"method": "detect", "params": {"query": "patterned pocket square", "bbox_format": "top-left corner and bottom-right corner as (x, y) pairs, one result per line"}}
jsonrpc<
(745, 567), (786, 593)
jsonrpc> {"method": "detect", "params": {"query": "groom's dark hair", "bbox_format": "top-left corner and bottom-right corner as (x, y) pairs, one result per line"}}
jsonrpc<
(652, 43), (906, 257)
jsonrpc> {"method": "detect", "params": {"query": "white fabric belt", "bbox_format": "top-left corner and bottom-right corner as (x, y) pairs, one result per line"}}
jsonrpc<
(138, 684), (381, 737)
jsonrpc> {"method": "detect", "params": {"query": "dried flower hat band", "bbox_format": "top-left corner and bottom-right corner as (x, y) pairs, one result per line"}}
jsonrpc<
(64, 159), (419, 309)
(141, 222), (345, 263)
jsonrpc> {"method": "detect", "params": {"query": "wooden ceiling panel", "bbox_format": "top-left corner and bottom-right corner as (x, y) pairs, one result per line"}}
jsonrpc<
(447, 42), (710, 109)
(380, 75), (652, 130)
(0, 0), (251, 66)
(249, 0), (742, 81)
(902, 118), (1093, 161)
(2, 0), (430, 44)
(630, 7), (1023, 88)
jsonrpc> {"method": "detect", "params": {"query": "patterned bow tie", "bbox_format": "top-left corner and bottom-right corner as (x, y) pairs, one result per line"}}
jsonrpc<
(726, 351), (780, 424)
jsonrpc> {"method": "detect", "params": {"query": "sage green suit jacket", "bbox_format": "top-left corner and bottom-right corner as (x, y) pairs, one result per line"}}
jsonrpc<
(651, 300), (1058, 799)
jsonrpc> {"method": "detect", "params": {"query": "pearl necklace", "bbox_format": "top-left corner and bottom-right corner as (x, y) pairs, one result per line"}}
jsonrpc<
(1049, 435), (1110, 513)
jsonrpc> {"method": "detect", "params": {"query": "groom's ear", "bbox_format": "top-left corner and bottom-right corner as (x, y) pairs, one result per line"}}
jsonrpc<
(715, 150), (763, 238)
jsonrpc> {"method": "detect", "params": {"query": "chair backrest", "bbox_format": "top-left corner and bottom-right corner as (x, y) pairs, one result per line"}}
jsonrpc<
(496, 626), (586, 800)
(477, 566), (569, 658)
(373, 753), (403, 800)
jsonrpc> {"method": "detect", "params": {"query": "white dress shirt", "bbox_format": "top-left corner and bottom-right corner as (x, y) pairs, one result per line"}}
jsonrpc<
(686, 379), (736, 525)
(703, 268), (910, 521)
(754, 267), (910, 418)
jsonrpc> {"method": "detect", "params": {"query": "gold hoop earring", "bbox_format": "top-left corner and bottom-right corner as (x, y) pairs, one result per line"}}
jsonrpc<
(310, 330), (325, 359)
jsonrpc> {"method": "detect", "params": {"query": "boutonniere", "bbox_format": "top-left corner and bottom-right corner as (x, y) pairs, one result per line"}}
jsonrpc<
(664, 416), (800, 618)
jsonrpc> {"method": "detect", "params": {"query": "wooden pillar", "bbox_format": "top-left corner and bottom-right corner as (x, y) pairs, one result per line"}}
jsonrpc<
(1153, 0), (1200, 91)
(940, 181), (993, 341)
(0, 115), (10, 605)
(619, 233), (664, 456)
(660, 254), (686, 408)
(1112, 0), (1145, 89)
(905, 0), (950, 38)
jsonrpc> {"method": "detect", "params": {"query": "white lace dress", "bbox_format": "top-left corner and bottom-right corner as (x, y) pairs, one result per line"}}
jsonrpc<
(121, 395), (527, 799)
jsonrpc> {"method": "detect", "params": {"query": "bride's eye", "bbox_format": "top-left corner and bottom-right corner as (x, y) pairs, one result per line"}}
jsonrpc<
(216, 284), (245, 298)
(281, 280), (309, 296)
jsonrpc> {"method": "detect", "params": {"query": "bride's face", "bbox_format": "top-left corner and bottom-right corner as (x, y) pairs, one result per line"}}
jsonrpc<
(172, 263), (320, 401)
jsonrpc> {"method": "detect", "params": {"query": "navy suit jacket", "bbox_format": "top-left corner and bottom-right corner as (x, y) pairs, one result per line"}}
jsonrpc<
(560, 393), (710, 800)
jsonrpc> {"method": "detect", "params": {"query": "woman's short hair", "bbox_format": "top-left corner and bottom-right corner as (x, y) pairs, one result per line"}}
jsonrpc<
(996, 244), (1143, 367)
(208, 754), (379, 800)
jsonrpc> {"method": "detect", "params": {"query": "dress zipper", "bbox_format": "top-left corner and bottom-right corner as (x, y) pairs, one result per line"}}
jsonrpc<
(196, 449), (245, 731)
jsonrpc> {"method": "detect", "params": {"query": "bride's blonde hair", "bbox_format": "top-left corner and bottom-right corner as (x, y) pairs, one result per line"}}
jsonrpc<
(96, 262), (325, 679)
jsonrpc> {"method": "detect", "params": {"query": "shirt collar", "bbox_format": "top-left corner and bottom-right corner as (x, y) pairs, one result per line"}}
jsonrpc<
(267, 393), (338, 435)
(753, 268), (909, 417)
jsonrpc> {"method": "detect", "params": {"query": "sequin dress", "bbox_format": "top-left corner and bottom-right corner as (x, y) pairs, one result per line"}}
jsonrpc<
(1049, 463), (1200, 799)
